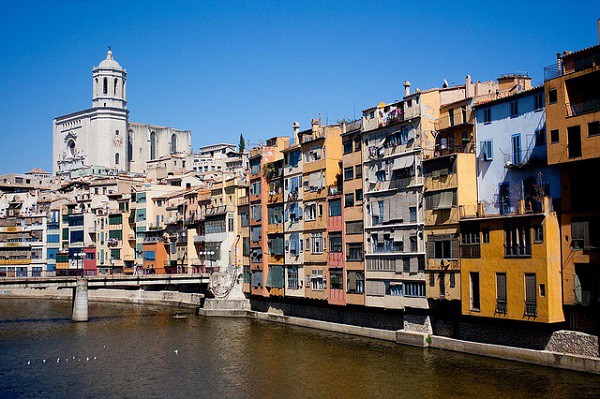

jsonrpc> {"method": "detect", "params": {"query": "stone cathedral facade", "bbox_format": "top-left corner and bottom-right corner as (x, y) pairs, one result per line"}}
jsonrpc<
(52, 49), (192, 177)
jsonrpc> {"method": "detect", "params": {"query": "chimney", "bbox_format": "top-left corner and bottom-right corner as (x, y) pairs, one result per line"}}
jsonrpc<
(403, 81), (411, 97)
(465, 75), (473, 98)
(292, 122), (300, 145)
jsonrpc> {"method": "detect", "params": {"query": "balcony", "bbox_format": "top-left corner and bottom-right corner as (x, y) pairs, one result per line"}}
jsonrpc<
(327, 185), (342, 196)
(205, 206), (229, 217)
(566, 98), (600, 117)
(503, 148), (544, 168)
(544, 50), (600, 81)
(238, 196), (249, 206)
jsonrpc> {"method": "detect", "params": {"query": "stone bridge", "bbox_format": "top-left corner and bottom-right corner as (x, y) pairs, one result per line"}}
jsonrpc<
(0, 274), (209, 321)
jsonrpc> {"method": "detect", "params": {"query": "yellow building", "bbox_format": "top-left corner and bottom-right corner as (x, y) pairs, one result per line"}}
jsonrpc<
(460, 197), (564, 323)
(424, 152), (477, 302)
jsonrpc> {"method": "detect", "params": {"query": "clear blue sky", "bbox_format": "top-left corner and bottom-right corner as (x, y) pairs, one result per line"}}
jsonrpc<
(0, 1), (598, 174)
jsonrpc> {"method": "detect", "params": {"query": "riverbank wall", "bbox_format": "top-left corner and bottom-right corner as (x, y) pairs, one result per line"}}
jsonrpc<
(0, 287), (203, 309)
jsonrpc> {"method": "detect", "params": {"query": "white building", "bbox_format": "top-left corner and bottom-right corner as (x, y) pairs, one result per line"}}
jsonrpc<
(53, 49), (193, 178)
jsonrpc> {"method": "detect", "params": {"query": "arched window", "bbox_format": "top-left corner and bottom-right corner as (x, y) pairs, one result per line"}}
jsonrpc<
(115, 153), (120, 165)
(150, 132), (156, 160)
(114, 78), (118, 95)
(127, 130), (133, 162)
(115, 130), (119, 136)
(103, 78), (108, 94)
(170, 134), (177, 154)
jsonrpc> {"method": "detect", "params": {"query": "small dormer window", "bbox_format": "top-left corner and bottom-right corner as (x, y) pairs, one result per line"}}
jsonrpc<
(115, 130), (119, 136)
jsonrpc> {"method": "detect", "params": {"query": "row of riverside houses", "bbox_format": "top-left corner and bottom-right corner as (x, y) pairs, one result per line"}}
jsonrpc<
(0, 149), (249, 278)
(238, 29), (600, 335)
(0, 28), (598, 337)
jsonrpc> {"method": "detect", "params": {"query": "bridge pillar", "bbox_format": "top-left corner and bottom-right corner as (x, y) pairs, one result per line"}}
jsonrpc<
(71, 278), (88, 322)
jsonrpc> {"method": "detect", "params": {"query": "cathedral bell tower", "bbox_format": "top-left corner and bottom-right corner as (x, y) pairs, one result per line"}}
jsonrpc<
(92, 47), (127, 109)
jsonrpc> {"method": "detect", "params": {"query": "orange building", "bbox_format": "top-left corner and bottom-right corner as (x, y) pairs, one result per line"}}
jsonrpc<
(544, 33), (600, 330)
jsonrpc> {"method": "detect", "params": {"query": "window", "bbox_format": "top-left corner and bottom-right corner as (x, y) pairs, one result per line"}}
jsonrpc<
(588, 121), (600, 137)
(346, 243), (363, 261)
(150, 132), (156, 160)
(329, 234), (342, 253)
(550, 129), (559, 143)
(354, 137), (361, 151)
(241, 212), (249, 227)
(535, 128), (545, 146)
(287, 266), (299, 290)
(250, 248), (262, 263)
(169, 133), (177, 153)
(242, 237), (250, 256)
(114, 78), (118, 95)
(344, 193), (354, 208)
(346, 221), (363, 234)
(330, 269), (343, 289)
(470, 272), (480, 311)
(409, 206), (417, 223)
(483, 108), (491, 123)
(267, 205), (284, 225)
(534, 93), (543, 110)
(482, 228), (490, 243)
(534, 224), (544, 243)
(250, 181), (261, 196)
(347, 271), (364, 294)
(311, 233), (324, 254)
(499, 182), (510, 215)
(375, 170), (386, 182)
(496, 273), (507, 314)
(305, 203), (316, 221)
(511, 134), (521, 165)
(310, 269), (324, 291)
(509, 101), (518, 117)
(525, 273), (537, 317)
(251, 271), (263, 288)
(103, 77), (108, 94)
(355, 189), (363, 202)
(571, 219), (600, 250)
(250, 226), (262, 243)
(539, 284), (546, 297)
(567, 125), (582, 158)
(548, 89), (557, 104)
(448, 108), (455, 126)
(251, 204), (262, 221)
(343, 140), (353, 154)
(481, 140), (493, 161)
(327, 199), (341, 216)
(404, 281), (425, 297)
(355, 165), (362, 178)
(504, 220), (531, 257)
(433, 240), (452, 259)
(268, 236), (284, 256)
(115, 153), (120, 165)
(250, 159), (261, 175)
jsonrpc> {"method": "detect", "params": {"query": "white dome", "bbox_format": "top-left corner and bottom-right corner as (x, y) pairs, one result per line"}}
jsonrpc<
(98, 49), (123, 70)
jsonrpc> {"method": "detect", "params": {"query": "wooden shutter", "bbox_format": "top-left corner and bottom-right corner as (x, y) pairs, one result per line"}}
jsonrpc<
(525, 274), (536, 304)
(496, 273), (507, 302)
(451, 240), (459, 259)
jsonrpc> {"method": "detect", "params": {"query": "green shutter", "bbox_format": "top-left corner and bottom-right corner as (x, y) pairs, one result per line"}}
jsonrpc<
(109, 230), (122, 240)
(109, 214), (123, 225)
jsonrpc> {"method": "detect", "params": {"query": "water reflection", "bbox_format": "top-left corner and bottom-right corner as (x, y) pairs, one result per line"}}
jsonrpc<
(0, 299), (598, 399)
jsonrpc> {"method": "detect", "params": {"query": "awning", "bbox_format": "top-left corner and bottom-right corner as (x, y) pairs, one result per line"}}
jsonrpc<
(391, 155), (414, 171)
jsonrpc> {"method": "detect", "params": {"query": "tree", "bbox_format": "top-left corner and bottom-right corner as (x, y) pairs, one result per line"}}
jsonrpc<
(238, 133), (246, 153)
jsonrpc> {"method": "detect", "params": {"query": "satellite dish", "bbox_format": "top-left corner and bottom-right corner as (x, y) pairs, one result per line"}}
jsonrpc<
(443, 79), (449, 88)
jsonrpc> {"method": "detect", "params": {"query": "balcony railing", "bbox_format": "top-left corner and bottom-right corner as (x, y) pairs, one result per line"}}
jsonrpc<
(524, 303), (537, 317)
(544, 52), (600, 81)
(566, 98), (600, 117)
(502, 148), (543, 168)
(495, 300), (507, 314)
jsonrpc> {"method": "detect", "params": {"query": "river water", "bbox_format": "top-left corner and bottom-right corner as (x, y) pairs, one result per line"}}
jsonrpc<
(0, 299), (599, 399)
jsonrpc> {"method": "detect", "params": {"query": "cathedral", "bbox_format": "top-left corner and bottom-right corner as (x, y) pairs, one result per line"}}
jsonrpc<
(52, 49), (193, 177)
